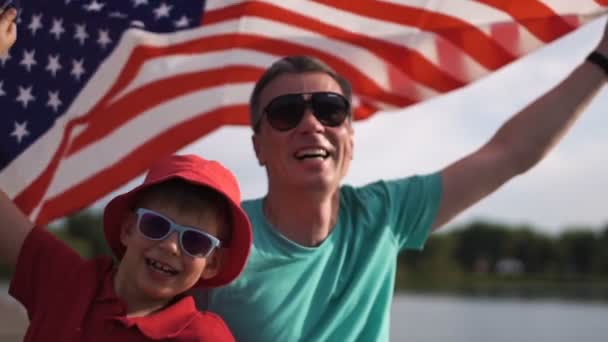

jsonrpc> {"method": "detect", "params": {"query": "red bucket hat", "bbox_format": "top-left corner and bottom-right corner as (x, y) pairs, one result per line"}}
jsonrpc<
(103, 154), (252, 288)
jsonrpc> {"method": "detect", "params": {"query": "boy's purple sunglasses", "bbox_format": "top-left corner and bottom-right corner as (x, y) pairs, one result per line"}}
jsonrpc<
(135, 208), (221, 258)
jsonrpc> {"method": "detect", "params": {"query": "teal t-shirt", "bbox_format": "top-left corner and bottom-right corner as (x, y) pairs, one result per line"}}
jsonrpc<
(207, 174), (442, 341)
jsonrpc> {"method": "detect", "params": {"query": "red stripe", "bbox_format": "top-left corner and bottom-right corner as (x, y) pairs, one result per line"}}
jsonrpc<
(35, 105), (247, 225)
(311, 0), (515, 70)
(475, 0), (578, 43)
(595, 0), (608, 6)
(205, 2), (465, 91)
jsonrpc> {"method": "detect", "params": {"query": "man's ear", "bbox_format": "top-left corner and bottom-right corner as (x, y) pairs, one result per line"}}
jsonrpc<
(200, 248), (226, 280)
(252, 133), (265, 166)
(119, 213), (137, 247)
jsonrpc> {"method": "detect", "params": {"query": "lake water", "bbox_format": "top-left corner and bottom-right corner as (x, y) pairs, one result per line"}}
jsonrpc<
(2, 285), (607, 341)
(391, 293), (608, 342)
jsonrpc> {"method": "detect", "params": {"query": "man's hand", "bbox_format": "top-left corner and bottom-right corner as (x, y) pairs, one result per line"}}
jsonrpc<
(0, 7), (17, 56)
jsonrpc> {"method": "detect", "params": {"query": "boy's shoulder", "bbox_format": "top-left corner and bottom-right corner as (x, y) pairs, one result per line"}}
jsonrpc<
(136, 296), (235, 341)
(169, 311), (235, 342)
(188, 310), (235, 341)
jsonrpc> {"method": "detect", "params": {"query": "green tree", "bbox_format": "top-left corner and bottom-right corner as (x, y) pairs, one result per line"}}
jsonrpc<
(556, 228), (597, 275)
(453, 221), (509, 272)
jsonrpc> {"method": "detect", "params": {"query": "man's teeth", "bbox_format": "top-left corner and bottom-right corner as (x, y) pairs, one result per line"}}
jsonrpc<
(295, 148), (329, 159)
(146, 258), (178, 275)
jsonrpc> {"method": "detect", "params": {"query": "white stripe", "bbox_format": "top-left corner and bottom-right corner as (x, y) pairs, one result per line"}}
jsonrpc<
(42, 83), (254, 201)
(537, 0), (606, 17)
(380, 0), (517, 25)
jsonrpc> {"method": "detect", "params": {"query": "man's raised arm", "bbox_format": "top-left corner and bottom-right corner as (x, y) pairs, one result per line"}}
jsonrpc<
(432, 21), (608, 230)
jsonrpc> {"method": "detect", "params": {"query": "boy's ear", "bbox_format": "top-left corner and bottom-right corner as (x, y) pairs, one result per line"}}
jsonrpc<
(119, 212), (137, 247)
(200, 248), (226, 280)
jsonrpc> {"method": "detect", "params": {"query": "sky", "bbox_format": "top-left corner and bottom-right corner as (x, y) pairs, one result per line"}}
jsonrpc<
(95, 18), (608, 235)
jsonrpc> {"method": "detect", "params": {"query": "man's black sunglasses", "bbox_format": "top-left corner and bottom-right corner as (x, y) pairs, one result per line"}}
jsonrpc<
(262, 92), (351, 131)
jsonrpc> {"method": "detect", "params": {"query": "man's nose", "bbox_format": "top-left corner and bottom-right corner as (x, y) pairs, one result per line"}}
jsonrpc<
(296, 106), (324, 133)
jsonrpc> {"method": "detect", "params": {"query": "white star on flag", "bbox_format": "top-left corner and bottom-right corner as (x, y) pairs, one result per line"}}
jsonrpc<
(28, 14), (43, 36)
(16, 86), (36, 108)
(50, 18), (66, 40)
(154, 3), (172, 20)
(46, 55), (62, 77)
(11, 121), (30, 144)
(47, 91), (63, 112)
(71, 59), (85, 81)
(74, 24), (89, 45)
(20, 50), (37, 72)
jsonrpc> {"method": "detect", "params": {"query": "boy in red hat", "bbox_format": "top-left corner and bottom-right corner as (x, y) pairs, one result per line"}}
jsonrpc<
(0, 154), (252, 341)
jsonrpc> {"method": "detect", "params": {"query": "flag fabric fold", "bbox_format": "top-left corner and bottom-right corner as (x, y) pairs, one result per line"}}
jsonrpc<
(1, 0), (606, 224)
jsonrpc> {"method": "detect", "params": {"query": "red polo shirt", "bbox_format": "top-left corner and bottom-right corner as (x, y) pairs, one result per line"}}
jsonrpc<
(9, 227), (235, 341)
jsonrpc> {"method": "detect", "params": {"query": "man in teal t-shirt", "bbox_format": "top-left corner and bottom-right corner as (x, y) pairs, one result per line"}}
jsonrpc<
(206, 48), (607, 341)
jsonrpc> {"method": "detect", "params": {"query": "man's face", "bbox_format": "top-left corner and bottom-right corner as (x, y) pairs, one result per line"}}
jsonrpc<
(253, 72), (354, 192)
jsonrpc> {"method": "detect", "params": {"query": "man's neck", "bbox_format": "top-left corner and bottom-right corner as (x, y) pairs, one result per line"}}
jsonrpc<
(263, 186), (340, 247)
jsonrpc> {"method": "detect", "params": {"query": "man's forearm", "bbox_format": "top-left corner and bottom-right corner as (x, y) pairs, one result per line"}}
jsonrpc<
(489, 53), (606, 174)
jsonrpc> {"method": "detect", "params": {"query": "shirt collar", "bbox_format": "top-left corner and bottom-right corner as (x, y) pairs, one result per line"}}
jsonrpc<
(119, 296), (199, 339)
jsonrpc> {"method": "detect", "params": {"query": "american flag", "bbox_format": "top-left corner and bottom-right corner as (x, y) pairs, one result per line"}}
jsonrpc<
(1, 0), (606, 225)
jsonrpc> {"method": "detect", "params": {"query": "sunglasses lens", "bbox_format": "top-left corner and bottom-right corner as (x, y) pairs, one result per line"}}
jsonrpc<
(181, 230), (214, 257)
(264, 95), (305, 131)
(139, 212), (171, 239)
(263, 92), (350, 131)
(312, 93), (349, 127)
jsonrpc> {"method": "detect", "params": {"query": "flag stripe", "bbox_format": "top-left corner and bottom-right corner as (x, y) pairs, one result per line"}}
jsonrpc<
(476, 0), (577, 42)
(203, 7), (459, 94)
(66, 66), (262, 156)
(17, 83), (254, 216)
(36, 105), (249, 224)
(313, 0), (516, 69)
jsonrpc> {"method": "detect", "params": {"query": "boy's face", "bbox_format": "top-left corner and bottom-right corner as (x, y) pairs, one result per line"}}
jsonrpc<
(117, 199), (224, 304)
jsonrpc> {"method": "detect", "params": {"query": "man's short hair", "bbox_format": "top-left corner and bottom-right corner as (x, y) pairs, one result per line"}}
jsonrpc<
(249, 55), (352, 132)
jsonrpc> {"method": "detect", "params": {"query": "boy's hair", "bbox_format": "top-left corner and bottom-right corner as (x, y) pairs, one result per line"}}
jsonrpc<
(133, 178), (233, 242)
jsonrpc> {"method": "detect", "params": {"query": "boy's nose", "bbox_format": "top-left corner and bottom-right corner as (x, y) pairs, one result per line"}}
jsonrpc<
(158, 231), (180, 255)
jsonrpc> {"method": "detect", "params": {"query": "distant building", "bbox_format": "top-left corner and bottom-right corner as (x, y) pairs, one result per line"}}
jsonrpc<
(496, 258), (524, 276)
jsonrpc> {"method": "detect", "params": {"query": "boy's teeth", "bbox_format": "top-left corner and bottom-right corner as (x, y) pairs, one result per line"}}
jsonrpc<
(146, 258), (177, 275)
